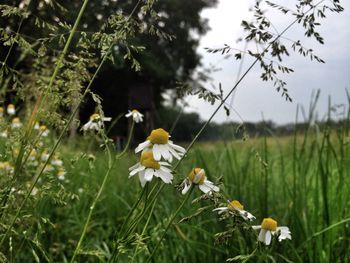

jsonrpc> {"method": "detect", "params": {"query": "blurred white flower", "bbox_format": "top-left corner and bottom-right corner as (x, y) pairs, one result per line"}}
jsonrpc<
(82, 113), (111, 132)
(0, 130), (8, 138)
(181, 168), (219, 195)
(28, 149), (37, 161)
(41, 152), (50, 162)
(135, 128), (185, 162)
(7, 104), (15, 115)
(39, 125), (49, 137)
(57, 169), (66, 180)
(213, 200), (255, 221)
(252, 218), (291, 245)
(11, 117), (22, 128)
(51, 158), (63, 166)
(31, 187), (39, 196)
(34, 122), (40, 130)
(43, 164), (54, 173)
(0, 161), (14, 174)
(125, 109), (144, 123)
(129, 151), (173, 187)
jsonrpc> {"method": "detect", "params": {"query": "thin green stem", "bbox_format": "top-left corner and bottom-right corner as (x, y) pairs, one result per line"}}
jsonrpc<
(117, 182), (148, 237)
(145, 186), (194, 262)
(70, 150), (114, 263)
(117, 121), (135, 159)
(120, 181), (160, 239)
(301, 216), (350, 246)
(131, 198), (157, 262)
(111, 182), (158, 262)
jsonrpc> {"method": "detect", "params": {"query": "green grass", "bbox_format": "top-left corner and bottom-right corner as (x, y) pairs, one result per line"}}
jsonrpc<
(3, 123), (350, 262)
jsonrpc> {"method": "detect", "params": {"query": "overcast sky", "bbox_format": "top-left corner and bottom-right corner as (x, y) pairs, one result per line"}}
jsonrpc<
(184, 0), (350, 124)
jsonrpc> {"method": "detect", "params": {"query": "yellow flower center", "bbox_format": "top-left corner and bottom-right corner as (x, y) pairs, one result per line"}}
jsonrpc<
(147, 128), (169, 144)
(0, 161), (12, 170)
(188, 167), (205, 185)
(39, 125), (47, 131)
(0, 107), (3, 112)
(90, 113), (100, 121)
(8, 104), (14, 109)
(261, 218), (277, 231)
(132, 109), (139, 113)
(12, 118), (20, 123)
(58, 169), (66, 176)
(140, 152), (160, 170)
(228, 200), (244, 210)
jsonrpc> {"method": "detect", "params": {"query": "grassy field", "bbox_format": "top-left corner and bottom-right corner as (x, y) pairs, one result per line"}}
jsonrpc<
(3, 121), (349, 262)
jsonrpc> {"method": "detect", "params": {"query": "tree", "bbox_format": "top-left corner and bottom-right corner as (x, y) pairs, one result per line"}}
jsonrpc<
(0, 0), (217, 137)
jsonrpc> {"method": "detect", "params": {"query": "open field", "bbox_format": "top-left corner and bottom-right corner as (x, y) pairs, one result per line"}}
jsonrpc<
(2, 121), (349, 262)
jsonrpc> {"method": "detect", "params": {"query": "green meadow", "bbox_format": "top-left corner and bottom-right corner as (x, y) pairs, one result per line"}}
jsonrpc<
(6, 120), (348, 262)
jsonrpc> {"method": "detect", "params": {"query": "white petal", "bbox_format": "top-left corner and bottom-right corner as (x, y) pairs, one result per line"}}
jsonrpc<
(129, 163), (140, 171)
(155, 170), (173, 184)
(138, 173), (147, 187)
(160, 145), (171, 161)
(129, 165), (145, 177)
(181, 180), (191, 195)
(265, 230), (272, 245)
(277, 227), (292, 241)
(159, 165), (172, 173)
(200, 180), (219, 193)
(168, 141), (186, 153)
(238, 209), (256, 221)
(252, 225), (261, 230)
(125, 112), (132, 117)
(213, 207), (228, 214)
(167, 146), (181, 160)
(135, 140), (151, 153)
(258, 229), (272, 245)
(135, 116), (141, 123)
(159, 161), (171, 166)
(199, 184), (211, 194)
(258, 229), (266, 243)
(144, 168), (154, 181)
(152, 144), (162, 161)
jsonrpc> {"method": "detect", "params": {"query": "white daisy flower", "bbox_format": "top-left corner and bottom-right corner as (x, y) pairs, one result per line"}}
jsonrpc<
(82, 113), (111, 132)
(28, 149), (37, 161)
(135, 128), (186, 162)
(11, 117), (22, 128)
(7, 104), (15, 115)
(0, 130), (8, 138)
(39, 125), (50, 137)
(34, 122), (40, 130)
(252, 218), (291, 245)
(0, 107), (4, 117)
(41, 152), (50, 162)
(181, 168), (219, 195)
(51, 158), (63, 166)
(57, 169), (66, 180)
(129, 151), (173, 187)
(213, 200), (256, 221)
(0, 161), (14, 174)
(125, 109), (144, 123)
(43, 164), (54, 173)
